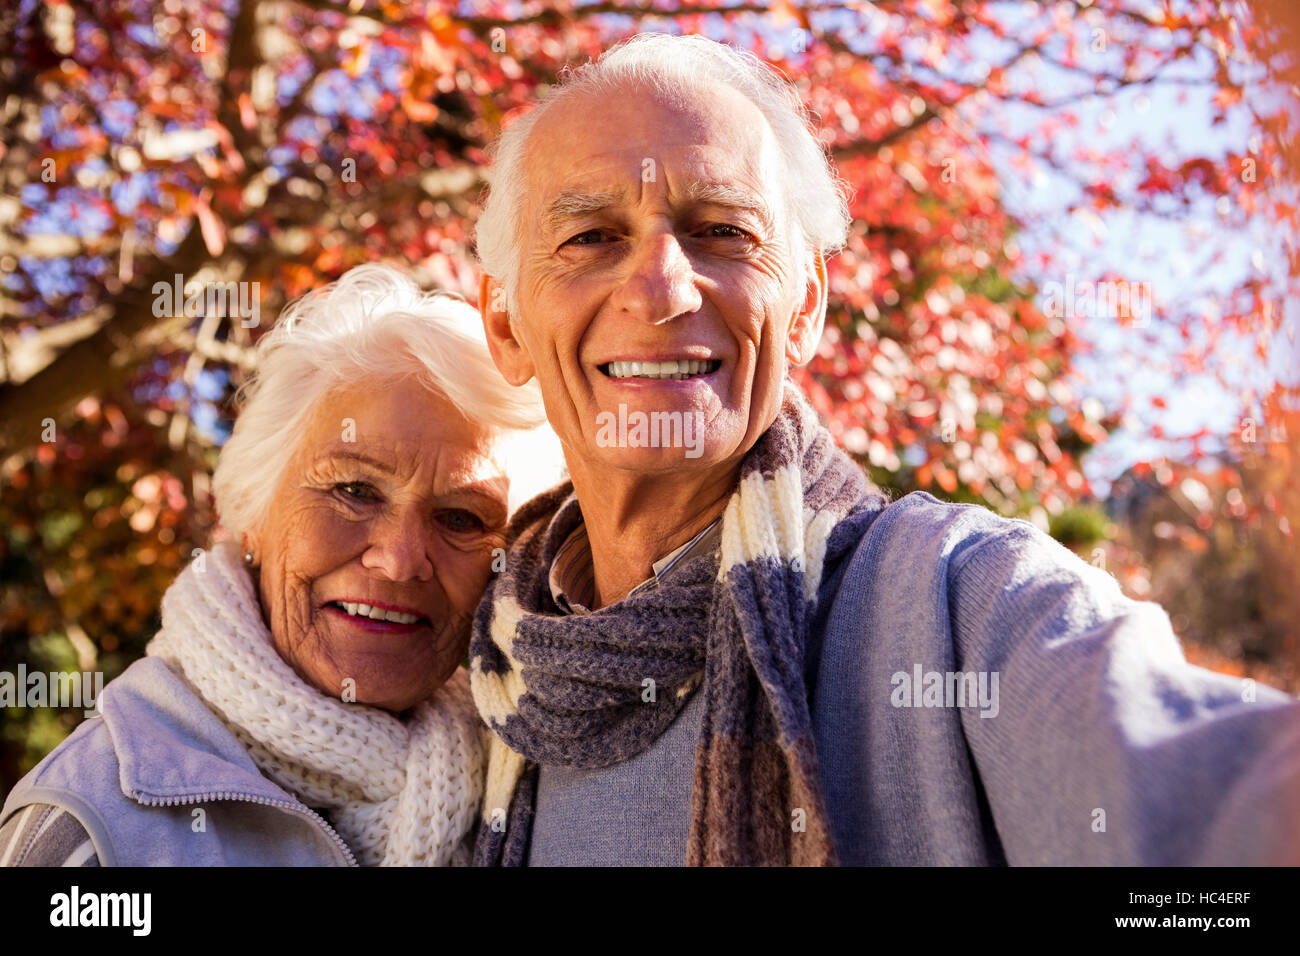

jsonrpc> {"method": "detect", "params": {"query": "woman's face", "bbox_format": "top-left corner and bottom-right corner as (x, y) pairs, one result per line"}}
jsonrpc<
(244, 378), (510, 712)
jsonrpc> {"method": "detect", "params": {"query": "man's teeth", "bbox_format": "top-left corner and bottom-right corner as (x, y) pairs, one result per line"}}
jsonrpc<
(605, 360), (716, 380)
(336, 602), (421, 624)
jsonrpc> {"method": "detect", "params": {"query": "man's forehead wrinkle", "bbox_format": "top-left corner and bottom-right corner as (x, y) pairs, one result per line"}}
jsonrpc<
(525, 85), (784, 241)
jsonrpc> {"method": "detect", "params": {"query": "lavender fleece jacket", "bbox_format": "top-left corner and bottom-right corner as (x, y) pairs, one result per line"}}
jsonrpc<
(527, 490), (1300, 866)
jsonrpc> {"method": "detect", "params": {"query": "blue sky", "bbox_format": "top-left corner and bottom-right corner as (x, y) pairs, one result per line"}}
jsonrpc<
(991, 57), (1298, 496)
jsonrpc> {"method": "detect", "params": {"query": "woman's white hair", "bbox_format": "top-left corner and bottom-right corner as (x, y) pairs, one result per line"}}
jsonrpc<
(213, 263), (564, 543)
(474, 32), (853, 318)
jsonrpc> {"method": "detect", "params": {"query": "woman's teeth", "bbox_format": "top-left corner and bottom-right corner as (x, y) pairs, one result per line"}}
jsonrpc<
(334, 602), (422, 624)
(603, 359), (719, 380)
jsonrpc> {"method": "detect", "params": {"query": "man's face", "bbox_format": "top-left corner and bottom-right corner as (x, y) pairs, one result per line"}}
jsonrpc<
(483, 81), (826, 475)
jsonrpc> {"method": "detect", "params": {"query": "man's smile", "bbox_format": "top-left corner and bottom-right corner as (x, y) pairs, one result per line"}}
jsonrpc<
(599, 358), (722, 380)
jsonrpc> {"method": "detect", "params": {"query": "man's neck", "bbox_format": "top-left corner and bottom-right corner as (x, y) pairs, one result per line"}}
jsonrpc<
(566, 460), (739, 609)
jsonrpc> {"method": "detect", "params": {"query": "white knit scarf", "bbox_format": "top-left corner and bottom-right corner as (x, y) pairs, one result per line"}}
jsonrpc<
(145, 541), (484, 866)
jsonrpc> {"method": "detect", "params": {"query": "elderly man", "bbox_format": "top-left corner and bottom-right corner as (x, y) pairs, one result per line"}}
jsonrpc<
(467, 32), (1300, 866)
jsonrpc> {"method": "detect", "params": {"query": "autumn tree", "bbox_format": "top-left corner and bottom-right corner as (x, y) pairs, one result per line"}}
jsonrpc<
(1, 0), (1295, 786)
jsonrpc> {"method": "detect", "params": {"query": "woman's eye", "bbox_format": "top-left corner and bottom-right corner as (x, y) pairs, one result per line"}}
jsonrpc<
(439, 510), (486, 534)
(335, 482), (377, 502)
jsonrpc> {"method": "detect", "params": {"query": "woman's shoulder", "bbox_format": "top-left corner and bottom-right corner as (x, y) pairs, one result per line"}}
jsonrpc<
(0, 803), (99, 867)
(1, 656), (343, 866)
(0, 658), (183, 866)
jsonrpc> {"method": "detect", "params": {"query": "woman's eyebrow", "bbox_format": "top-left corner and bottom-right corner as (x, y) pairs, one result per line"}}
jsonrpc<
(313, 454), (508, 513)
(315, 448), (397, 475)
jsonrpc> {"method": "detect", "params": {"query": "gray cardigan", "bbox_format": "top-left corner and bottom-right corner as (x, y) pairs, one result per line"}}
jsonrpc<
(527, 490), (1300, 865)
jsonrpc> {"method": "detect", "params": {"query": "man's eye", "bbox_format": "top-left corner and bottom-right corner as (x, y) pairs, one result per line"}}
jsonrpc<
(439, 510), (487, 534)
(335, 482), (377, 502)
(704, 223), (752, 239)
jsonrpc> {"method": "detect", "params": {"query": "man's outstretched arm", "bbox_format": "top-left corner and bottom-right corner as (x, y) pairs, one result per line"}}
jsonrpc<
(948, 519), (1300, 865)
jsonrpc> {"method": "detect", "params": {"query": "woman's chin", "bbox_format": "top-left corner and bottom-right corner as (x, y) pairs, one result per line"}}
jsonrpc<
(358, 687), (433, 713)
(332, 668), (439, 713)
(304, 643), (446, 712)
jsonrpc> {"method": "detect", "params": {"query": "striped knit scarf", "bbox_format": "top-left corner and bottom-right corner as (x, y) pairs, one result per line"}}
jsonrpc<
(469, 383), (886, 866)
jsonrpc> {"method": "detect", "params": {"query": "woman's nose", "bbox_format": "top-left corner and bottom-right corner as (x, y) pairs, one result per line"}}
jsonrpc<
(360, 511), (435, 582)
(616, 228), (703, 325)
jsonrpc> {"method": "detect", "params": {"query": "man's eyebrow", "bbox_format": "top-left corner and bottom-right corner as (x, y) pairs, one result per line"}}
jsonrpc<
(541, 188), (627, 236)
(682, 180), (774, 228)
(540, 181), (774, 236)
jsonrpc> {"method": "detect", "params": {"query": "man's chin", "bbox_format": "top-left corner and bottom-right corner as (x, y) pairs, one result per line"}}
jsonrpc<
(583, 407), (739, 467)
(587, 442), (725, 472)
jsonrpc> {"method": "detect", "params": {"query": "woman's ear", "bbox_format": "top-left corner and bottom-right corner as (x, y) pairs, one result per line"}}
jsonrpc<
(479, 274), (537, 387)
(240, 531), (260, 565)
(785, 249), (829, 367)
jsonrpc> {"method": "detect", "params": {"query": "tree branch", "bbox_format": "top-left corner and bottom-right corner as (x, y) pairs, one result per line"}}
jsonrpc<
(0, 224), (210, 454)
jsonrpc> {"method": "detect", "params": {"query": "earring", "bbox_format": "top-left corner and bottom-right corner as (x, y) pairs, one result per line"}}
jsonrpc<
(244, 551), (254, 565)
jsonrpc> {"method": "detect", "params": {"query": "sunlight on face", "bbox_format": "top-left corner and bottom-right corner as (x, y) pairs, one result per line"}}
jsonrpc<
(246, 379), (509, 712)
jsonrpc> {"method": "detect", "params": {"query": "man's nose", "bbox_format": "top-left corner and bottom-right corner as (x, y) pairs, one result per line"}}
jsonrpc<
(361, 509), (435, 582)
(615, 228), (703, 325)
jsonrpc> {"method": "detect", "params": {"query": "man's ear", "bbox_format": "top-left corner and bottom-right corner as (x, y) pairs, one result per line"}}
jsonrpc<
(785, 248), (828, 367)
(479, 273), (536, 387)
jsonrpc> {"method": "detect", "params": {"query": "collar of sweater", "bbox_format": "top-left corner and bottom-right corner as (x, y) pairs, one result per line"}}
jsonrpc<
(99, 656), (300, 808)
(548, 492), (724, 613)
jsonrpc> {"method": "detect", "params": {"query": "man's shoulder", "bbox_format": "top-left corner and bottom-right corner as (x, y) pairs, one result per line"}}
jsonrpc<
(813, 490), (1104, 659)
(832, 489), (1052, 586)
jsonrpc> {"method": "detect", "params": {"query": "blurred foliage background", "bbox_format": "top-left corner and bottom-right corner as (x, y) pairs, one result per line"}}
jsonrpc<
(1, 0), (1297, 795)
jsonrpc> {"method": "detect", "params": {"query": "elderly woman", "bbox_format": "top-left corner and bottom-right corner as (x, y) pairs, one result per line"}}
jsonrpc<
(0, 264), (559, 866)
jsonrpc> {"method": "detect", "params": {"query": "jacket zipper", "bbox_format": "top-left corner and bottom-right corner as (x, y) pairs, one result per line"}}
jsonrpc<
(130, 789), (358, 866)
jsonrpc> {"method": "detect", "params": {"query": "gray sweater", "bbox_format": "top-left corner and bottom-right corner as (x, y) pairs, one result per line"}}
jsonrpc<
(527, 490), (1300, 865)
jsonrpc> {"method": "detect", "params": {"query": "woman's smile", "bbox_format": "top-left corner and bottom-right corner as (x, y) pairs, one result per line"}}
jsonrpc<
(323, 601), (431, 635)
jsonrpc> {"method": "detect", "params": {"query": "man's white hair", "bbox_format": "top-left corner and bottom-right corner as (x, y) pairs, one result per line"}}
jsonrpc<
(474, 32), (853, 317)
(213, 263), (564, 543)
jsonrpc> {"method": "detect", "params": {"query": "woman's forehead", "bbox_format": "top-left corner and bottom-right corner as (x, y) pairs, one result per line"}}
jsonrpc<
(298, 383), (501, 471)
